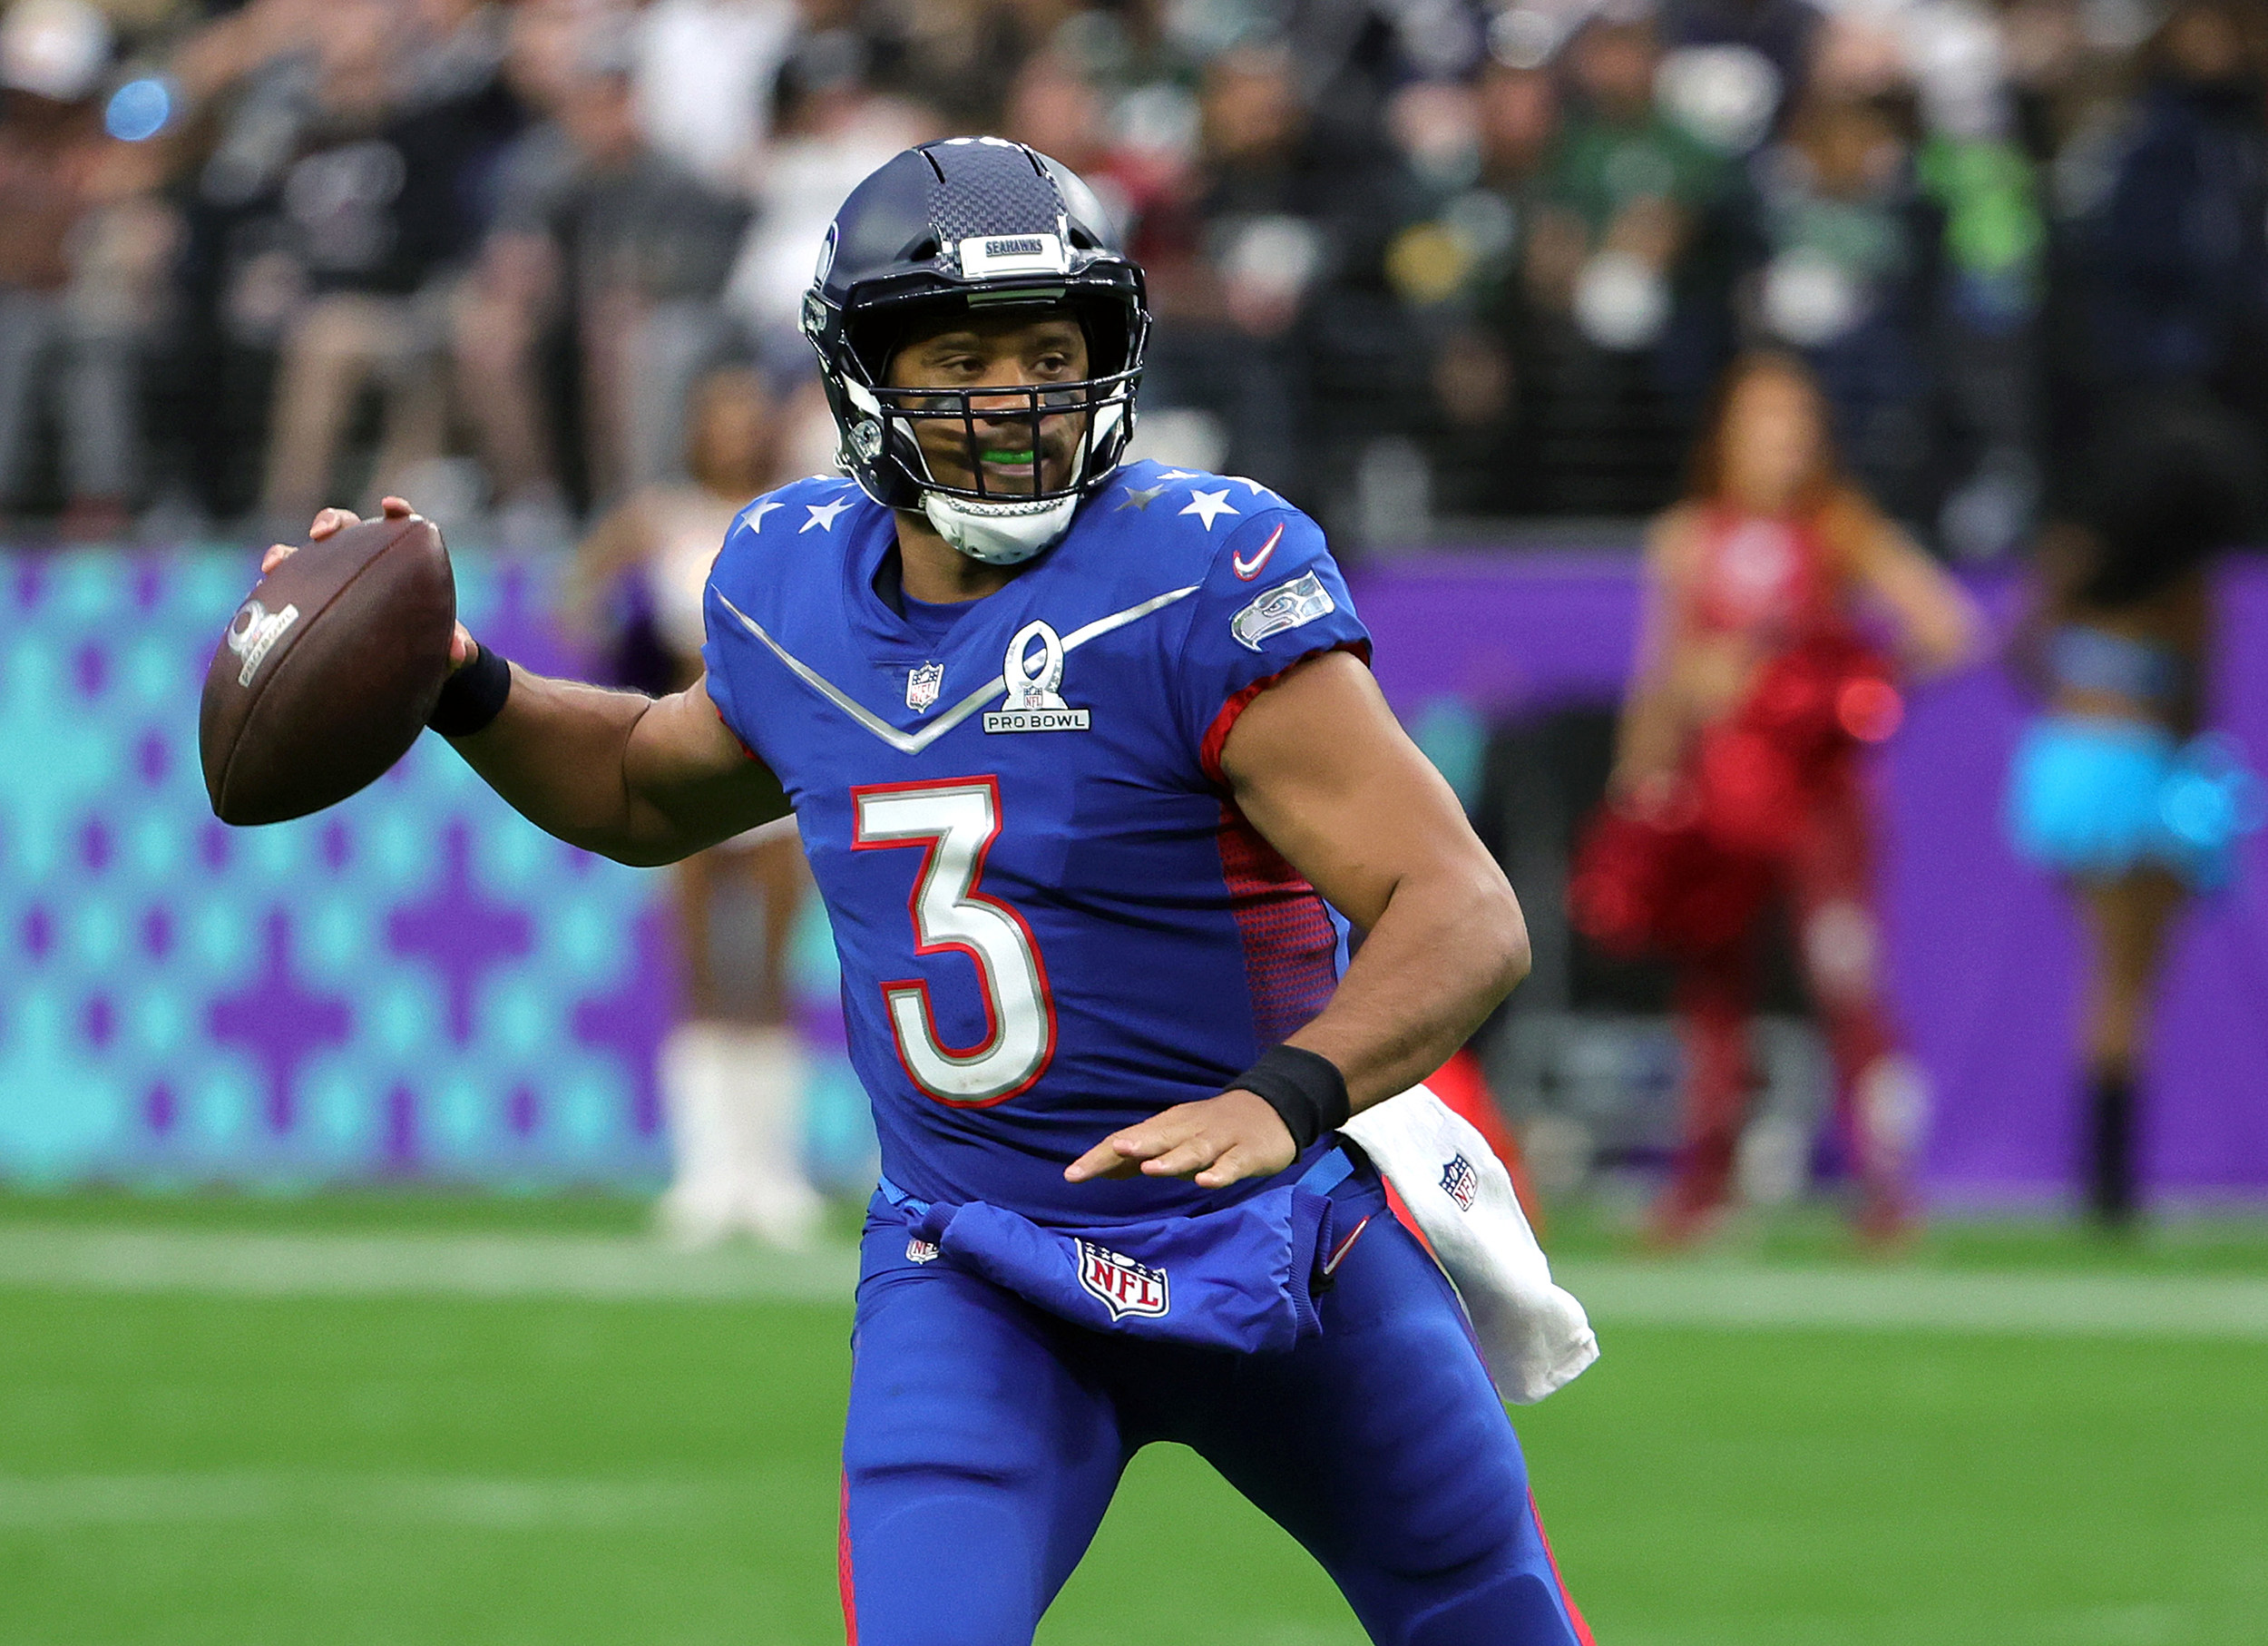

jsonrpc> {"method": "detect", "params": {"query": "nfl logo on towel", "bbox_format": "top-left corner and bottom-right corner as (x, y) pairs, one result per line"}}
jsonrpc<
(905, 661), (944, 713)
(1440, 1153), (1479, 1212)
(1076, 1240), (1169, 1319)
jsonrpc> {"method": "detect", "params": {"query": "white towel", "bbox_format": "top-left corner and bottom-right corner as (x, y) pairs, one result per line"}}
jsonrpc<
(1340, 1084), (1599, 1404)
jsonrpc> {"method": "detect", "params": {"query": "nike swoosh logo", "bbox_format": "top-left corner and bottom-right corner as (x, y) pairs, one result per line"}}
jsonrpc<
(1232, 522), (1285, 582)
(713, 583), (1199, 755)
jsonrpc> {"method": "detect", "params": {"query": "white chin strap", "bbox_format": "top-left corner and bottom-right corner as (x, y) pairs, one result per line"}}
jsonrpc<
(921, 489), (1081, 565)
(897, 396), (1126, 565)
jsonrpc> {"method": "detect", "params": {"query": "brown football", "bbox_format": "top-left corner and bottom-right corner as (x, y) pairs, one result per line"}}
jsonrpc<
(199, 514), (456, 826)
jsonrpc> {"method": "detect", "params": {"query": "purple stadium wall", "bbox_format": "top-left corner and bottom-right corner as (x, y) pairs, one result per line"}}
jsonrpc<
(1355, 552), (2268, 1206)
(2, 544), (2262, 1202)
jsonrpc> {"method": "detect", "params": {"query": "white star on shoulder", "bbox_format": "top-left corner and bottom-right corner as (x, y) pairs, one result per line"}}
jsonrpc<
(801, 497), (854, 534)
(1232, 475), (1281, 500)
(1179, 488), (1241, 530)
(1154, 468), (1206, 482)
(742, 499), (784, 532)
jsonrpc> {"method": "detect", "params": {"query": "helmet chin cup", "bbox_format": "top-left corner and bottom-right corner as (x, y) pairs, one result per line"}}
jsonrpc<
(922, 490), (1080, 565)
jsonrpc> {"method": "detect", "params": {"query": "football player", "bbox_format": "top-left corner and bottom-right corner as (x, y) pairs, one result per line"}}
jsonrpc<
(269, 138), (1588, 1644)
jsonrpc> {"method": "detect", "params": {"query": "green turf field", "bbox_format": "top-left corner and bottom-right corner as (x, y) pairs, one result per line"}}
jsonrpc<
(1, 1191), (2263, 1645)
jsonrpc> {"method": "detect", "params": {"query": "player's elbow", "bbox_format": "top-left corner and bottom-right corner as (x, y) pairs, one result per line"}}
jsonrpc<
(1455, 868), (1530, 1002)
(599, 817), (715, 868)
(1493, 891), (1533, 998)
(544, 828), (667, 868)
(549, 809), (694, 869)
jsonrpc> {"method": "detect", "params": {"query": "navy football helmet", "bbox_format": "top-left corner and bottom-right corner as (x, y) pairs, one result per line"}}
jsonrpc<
(802, 137), (1148, 563)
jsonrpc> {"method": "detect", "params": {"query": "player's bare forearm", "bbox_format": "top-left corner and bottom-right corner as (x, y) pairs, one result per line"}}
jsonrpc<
(1227, 658), (1529, 1110)
(1066, 652), (1527, 1190)
(447, 669), (784, 867)
(265, 500), (783, 867)
(1285, 851), (1526, 1111)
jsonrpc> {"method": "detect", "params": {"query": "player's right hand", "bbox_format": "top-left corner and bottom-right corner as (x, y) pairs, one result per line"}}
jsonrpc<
(263, 496), (480, 671)
(1064, 1089), (1298, 1190)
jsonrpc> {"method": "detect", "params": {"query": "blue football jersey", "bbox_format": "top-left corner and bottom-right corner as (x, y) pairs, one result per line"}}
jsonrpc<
(701, 461), (1373, 1225)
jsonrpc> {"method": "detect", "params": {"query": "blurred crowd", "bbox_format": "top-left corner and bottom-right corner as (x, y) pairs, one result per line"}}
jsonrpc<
(5, 0), (2268, 554)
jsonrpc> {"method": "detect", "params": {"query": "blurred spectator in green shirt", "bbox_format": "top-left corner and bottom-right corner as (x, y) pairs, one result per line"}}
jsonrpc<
(1528, 5), (1728, 349)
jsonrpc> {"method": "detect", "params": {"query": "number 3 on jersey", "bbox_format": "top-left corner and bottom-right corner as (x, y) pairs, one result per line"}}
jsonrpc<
(852, 776), (1057, 1105)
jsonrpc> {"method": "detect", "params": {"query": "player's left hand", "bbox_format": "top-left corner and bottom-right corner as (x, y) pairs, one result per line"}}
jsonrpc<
(1064, 1090), (1297, 1190)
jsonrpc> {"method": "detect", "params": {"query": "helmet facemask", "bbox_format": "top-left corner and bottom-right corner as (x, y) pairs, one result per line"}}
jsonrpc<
(802, 138), (1151, 561)
(832, 298), (1146, 564)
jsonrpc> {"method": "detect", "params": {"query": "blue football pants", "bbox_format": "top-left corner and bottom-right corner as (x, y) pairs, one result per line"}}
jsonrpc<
(838, 1176), (1591, 1645)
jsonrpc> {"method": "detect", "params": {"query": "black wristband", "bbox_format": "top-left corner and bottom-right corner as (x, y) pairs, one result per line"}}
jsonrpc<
(427, 642), (512, 738)
(1227, 1044), (1351, 1153)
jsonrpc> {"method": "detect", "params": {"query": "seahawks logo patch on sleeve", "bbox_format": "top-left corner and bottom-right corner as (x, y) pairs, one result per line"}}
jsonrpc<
(1230, 571), (1335, 652)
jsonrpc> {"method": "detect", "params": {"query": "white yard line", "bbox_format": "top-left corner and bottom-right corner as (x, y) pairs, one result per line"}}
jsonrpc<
(1552, 1260), (2268, 1342)
(2, 1227), (2266, 1342)
(0, 1226), (858, 1304)
(0, 1471), (784, 1529)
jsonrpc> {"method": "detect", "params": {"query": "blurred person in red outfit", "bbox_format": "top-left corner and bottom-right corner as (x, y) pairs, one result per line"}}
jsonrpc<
(1585, 352), (1977, 1243)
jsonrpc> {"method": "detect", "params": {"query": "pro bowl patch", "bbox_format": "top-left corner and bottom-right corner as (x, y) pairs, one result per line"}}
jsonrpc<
(1075, 1239), (1169, 1320)
(984, 619), (1091, 732)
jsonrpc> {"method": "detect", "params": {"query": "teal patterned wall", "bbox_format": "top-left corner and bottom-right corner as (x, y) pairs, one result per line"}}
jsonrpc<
(0, 549), (677, 1189)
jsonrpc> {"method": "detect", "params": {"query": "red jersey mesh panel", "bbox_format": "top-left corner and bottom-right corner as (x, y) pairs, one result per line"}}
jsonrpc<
(1216, 802), (1339, 1046)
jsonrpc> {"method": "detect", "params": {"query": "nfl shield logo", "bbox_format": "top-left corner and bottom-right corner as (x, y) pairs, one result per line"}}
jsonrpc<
(1440, 1153), (1479, 1212)
(905, 1237), (941, 1264)
(1075, 1240), (1169, 1320)
(905, 661), (944, 713)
